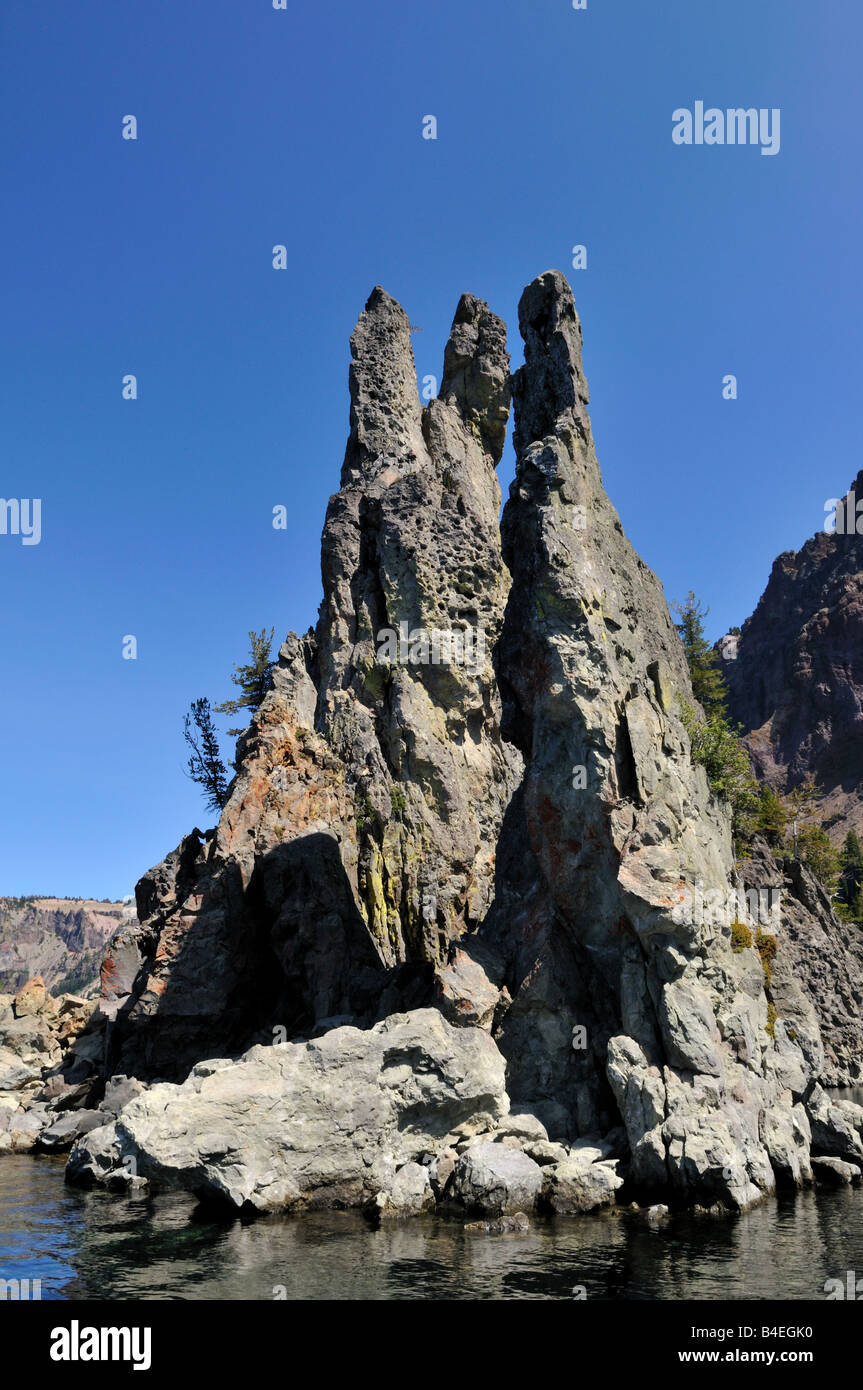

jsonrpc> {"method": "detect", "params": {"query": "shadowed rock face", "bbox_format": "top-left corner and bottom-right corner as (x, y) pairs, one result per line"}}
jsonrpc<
(88, 272), (863, 1213)
(722, 471), (863, 843)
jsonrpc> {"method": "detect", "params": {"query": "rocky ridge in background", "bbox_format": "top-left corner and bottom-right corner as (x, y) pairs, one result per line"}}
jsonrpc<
(715, 473), (863, 1080)
(721, 472), (863, 844)
(0, 897), (128, 997)
(8, 272), (863, 1221)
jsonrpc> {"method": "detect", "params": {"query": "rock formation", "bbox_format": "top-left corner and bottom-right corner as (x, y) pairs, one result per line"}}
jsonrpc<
(101, 287), (520, 1080)
(13, 272), (863, 1218)
(738, 839), (863, 1086)
(721, 472), (863, 842)
(471, 271), (828, 1207)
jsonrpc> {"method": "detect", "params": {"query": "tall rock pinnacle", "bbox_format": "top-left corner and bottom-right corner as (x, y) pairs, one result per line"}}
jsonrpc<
(90, 272), (861, 1218)
(490, 269), (823, 1205)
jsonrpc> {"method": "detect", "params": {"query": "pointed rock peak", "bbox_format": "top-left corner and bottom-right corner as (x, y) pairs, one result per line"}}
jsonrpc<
(514, 270), (590, 452)
(362, 284), (408, 320)
(341, 286), (424, 486)
(440, 292), (510, 465)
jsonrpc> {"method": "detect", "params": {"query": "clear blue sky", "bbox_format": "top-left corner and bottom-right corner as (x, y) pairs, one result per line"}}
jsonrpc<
(1, 0), (860, 898)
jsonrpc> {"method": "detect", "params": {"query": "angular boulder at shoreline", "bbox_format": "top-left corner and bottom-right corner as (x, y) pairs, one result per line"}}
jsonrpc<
(68, 1010), (509, 1211)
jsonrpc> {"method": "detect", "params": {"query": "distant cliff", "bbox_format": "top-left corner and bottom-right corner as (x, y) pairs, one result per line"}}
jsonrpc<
(0, 897), (128, 996)
(721, 470), (863, 843)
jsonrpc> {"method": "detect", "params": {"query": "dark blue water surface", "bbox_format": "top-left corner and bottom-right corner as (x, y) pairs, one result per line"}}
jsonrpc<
(3, 1150), (863, 1300)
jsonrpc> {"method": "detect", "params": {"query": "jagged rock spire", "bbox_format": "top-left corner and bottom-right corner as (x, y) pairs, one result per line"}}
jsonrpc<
(512, 269), (591, 454)
(107, 284), (520, 1077)
(440, 292), (510, 464)
(492, 268), (824, 1206)
(341, 287), (426, 487)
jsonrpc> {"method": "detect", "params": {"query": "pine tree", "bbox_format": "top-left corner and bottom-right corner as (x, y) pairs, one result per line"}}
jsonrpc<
(184, 698), (229, 813)
(839, 830), (863, 917)
(785, 776), (821, 857)
(753, 785), (789, 849)
(798, 824), (841, 894)
(215, 629), (276, 736)
(672, 591), (728, 717)
(679, 702), (759, 847)
(841, 829), (863, 878)
(674, 592), (758, 849)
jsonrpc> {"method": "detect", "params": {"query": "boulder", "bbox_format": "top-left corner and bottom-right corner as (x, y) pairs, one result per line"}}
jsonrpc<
(101, 1075), (147, 1116)
(542, 1154), (623, 1214)
(372, 1162), (435, 1218)
(68, 1010), (508, 1212)
(434, 945), (503, 1030)
(0, 1105), (49, 1152)
(811, 1156), (861, 1186)
(12, 976), (47, 1018)
(38, 1109), (106, 1153)
(425, 1146), (458, 1200)
(450, 1141), (543, 1216)
(0, 1048), (43, 1091)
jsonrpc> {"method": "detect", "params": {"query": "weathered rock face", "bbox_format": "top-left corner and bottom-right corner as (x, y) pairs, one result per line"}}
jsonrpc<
(715, 488), (863, 1080)
(474, 269), (828, 1208)
(0, 898), (127, 996)
(741, 839), (863, 1086)
(59, 270), (863, 1216)
(721, 472), (863, 843)
(105, 289), (521, 1081)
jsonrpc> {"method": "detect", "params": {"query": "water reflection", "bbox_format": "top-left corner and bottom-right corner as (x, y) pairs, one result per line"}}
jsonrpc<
(2, 1153), (863, 1300)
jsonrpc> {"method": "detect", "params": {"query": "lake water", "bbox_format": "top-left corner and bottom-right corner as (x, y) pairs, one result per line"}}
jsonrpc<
(3, 1150), (863, 1301)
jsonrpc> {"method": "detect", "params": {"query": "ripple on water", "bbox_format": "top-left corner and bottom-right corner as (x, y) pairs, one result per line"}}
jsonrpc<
(2, 1153), (863, 1300)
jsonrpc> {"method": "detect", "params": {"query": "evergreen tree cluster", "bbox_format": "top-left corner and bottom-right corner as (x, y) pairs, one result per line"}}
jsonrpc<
(672, 594), (855, 914)
(672, 592), (758, 845)
(182, 629), (276, 814)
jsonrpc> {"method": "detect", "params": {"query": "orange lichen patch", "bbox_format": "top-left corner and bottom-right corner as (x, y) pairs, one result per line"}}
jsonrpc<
(154, 934), (183, 966)
(100, 956), (119, 986)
